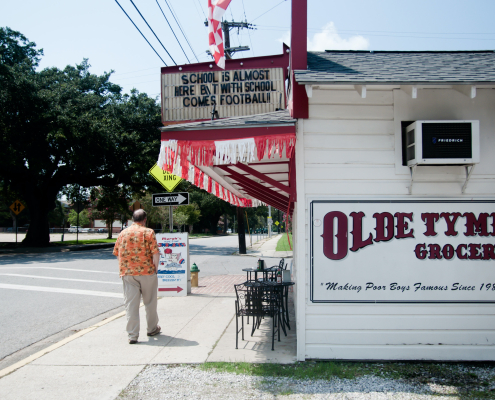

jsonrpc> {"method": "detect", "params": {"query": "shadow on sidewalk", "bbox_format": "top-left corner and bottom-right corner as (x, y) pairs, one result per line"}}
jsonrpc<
(141, 335), (199, 347)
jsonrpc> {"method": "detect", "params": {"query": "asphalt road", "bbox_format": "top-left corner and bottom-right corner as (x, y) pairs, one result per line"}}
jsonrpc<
(0, 235), (277, 366)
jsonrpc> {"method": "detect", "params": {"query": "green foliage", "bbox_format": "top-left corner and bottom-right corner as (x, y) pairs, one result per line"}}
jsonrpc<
(89, 186), (131, 238)
(137, 192), (170, 231)
(47, 199), (67, 226)
(67, 209), (89, 227)
(178, 203), (201, 227)
(0, 27), (43, 68)
(172, 210), (188, 232)
(234, 206), (269, 233)
(276, 233), (292, 251)
(189, 187), (233, 234)
(0, 28), (162, 246)
(53, 239), (116, 245)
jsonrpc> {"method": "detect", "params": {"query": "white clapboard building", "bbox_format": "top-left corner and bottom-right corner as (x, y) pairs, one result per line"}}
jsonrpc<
(156, 0), (495, 361)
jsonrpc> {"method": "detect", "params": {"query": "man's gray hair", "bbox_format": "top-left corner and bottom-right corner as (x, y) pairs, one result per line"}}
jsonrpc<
(133, 209), (147, 222)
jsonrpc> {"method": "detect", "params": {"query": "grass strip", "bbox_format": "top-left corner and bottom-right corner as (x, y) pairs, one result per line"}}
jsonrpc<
(200, 361), (364, 380)
(52, 239), (117, 245)
(275, 233), (293, 251)
(199, 361), (495, 398)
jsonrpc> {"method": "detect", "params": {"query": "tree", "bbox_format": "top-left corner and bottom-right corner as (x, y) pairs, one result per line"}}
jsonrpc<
(187, 184), (234, 234)
(67, 209), (89, 227)
(0, 28), (162, 246)
(242, 206), (268, 232)
(138, 192), (170, 231)
(179, 203), (201, 233)
(48, 199), (67, 227)
(88, 186), (131, 239)
(172, 210), (188, 232)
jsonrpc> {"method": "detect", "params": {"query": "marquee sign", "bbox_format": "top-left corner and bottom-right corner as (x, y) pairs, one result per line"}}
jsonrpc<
(161, 67), (286, 122)
(310, 200), (495, 303)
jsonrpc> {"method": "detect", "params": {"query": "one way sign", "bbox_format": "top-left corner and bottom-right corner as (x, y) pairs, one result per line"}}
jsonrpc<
(152, 192), (189, 207)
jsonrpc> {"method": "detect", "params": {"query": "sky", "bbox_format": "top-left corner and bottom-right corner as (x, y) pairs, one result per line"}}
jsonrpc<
(2, 0), (495, 99)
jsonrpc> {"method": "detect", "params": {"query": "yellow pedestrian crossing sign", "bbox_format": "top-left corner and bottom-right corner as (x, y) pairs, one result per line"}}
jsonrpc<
(9, 200), (25, 215)
(149, 164), (182, 192)
(274, 221), (280, 226)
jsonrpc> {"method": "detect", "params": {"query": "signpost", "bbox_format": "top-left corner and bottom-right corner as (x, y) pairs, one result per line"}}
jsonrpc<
(150, 164), (184, 233)
(149, 164), (184, 232)
(9, 200), (25, 243)
(152, 192), (189, 233)
(156, 232), (190, 296)
(152, 193), (189, 207)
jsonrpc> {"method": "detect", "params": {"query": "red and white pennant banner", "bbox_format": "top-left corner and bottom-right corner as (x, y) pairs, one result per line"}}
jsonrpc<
(157, 135), (296, 207)
(157, 142), (257, 208)
(208, 0), (232, 69)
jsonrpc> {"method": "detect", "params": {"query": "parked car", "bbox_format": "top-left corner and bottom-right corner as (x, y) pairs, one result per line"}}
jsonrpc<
(68, 226), (81, 233)
(96, 228), (107, 233)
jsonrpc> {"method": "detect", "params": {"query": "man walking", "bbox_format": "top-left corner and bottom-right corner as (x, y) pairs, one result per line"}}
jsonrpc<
(113, 209), (161, 344)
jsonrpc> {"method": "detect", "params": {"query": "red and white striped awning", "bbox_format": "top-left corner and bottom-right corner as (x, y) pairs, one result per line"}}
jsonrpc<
(157, 111), (297, 212)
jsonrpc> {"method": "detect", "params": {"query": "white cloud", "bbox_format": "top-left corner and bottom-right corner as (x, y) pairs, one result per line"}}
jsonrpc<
(279, 22), (370, 51)
(308, 22), (369, 51)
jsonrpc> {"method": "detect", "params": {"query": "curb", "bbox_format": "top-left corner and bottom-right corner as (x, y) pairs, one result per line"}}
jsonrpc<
(0, 310), (126, 378)
(0, 243), (115, 255)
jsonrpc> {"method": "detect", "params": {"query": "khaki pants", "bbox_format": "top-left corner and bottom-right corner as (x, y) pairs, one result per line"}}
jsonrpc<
(122, 274), (159, 340)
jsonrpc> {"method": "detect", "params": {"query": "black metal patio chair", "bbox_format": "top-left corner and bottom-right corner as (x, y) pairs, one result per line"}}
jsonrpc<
(234, 282), (281, 351)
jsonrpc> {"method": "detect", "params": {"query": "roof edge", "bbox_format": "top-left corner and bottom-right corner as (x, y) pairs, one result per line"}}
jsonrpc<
(319, 50), (495, 54)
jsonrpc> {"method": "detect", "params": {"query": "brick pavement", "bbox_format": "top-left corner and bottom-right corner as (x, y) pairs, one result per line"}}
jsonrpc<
(190, 274), (245, 294)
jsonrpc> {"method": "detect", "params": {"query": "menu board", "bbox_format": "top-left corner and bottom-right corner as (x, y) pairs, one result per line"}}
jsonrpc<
(156, 232), (189, 296)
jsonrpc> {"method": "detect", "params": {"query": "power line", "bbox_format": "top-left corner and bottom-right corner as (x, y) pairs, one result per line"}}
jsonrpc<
(256, 25), (495, 41)
(251, 0), (287, 23)
(129, 0), (177, 65)
(241, 0), (254, 56)
(195, 0), (207, 20)
(230, 8), (240, 48)
(164, 0), (200, 63)
(256, 24), (495, 38)
(241, 0), (248, 20)
(114, 0), (168, 66)
(156, 0), (191, 63)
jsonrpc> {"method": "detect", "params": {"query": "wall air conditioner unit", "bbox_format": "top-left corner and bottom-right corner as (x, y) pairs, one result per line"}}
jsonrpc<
(406, 120), (480, 166)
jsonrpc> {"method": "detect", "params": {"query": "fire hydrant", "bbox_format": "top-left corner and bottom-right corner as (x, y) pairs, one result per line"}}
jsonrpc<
(191, 263), (200, 287)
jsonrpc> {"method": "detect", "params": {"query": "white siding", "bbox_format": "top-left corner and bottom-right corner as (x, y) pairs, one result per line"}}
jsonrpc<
(302, 88), (495, 361)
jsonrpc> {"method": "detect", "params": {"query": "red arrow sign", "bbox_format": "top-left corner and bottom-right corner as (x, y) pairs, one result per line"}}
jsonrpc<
(158, 286), (183, 293)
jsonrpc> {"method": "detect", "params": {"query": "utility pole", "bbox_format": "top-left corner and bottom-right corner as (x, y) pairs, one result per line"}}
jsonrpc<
(205, 20), (254, 59)
(268, 205), (272, 238)
(237, 207), (246, 254)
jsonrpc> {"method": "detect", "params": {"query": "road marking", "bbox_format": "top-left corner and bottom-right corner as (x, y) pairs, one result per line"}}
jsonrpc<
(0, 266), (115, 274)
(0, 283), (123, 298)
(0, 274), (121, 285)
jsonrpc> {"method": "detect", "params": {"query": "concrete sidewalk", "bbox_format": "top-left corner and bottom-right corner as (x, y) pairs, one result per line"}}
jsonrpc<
(0, 293), (296, 399)
(0, 243), (296, 399)
(238, 233), (293, 259)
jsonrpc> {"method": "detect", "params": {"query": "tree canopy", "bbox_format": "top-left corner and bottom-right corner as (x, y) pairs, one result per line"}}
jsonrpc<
(0, 27), (162, 246)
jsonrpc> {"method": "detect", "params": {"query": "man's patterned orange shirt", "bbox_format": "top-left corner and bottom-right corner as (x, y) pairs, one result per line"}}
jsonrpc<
(113, 224), (159, 277)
